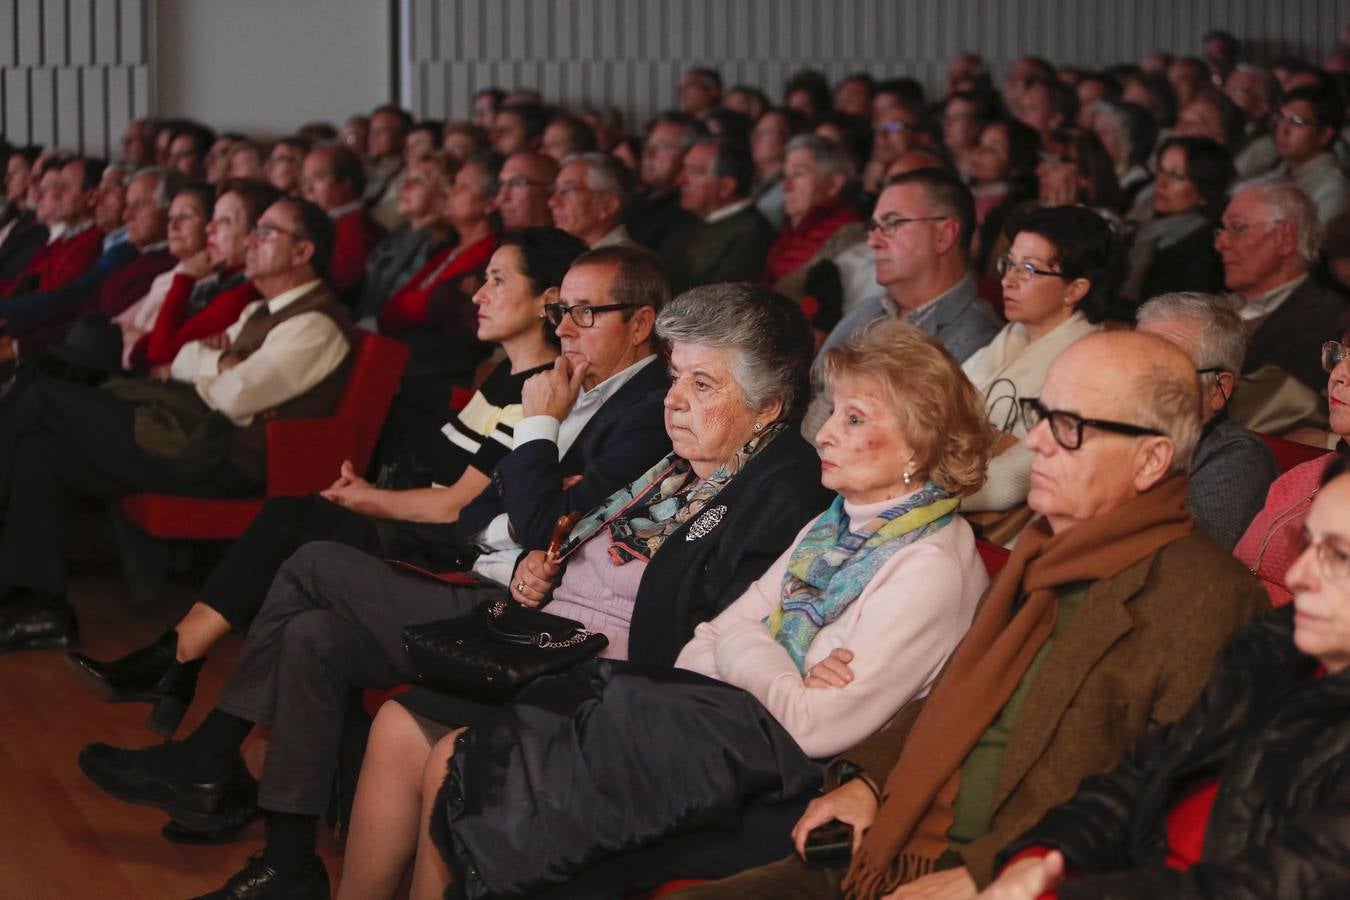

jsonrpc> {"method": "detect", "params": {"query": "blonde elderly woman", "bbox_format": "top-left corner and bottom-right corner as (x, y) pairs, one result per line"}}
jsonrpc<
(959, 205), (1112, 542)
(398, 320), (993, 899)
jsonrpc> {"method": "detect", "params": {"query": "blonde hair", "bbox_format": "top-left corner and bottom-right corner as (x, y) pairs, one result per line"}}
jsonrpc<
(822, 318), (994, 496)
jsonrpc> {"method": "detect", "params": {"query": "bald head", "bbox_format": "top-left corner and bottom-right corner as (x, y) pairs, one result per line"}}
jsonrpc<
(1027, 331), (1201, 533)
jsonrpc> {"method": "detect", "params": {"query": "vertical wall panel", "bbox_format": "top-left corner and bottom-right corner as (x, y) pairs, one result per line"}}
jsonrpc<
(405, 0), (1347, 129)
(2, 0), (150, 157)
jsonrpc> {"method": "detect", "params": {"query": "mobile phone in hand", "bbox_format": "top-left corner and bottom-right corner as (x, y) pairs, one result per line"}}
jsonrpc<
(803, 819), (853, 865)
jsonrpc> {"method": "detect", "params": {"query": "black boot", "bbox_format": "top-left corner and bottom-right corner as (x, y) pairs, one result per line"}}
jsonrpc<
(189, 852), (329, 900)
(0, 592), (77, 651)
(67, 630), (203, 735)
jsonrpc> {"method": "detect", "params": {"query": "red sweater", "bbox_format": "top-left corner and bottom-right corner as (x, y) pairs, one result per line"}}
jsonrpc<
(331, 208), (386, 303)
(2, 224), (105, 298)
(95, 248), (177, 318)
(140, 269), (259, 367)
(762, 200), (860, 285)
(379, 232), (499, 335)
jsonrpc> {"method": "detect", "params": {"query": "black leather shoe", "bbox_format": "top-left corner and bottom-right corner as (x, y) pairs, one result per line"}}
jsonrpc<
(161, 798), (261, 845)
(77, 740), (256, 833)
(190, 852), (329, 900)
(67, 630), (203, 735)
(0, 593), (77, 650)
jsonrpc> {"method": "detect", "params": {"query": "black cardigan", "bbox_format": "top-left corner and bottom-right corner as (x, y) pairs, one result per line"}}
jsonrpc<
(997, 606), (1350, 899)
(626, 427), (832, 667)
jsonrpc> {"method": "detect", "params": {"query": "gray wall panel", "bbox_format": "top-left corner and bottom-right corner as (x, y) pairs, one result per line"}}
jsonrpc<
(406, 0), (1347, 128)
(2, 0), (149, 156)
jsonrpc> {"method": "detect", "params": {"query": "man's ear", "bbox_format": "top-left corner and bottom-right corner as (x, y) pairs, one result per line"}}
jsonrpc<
(1132, 436), (1176, 492)
(628, 304), (656, 346)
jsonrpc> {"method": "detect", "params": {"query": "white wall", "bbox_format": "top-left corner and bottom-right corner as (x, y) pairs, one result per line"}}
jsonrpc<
(155, 0), (392, 136)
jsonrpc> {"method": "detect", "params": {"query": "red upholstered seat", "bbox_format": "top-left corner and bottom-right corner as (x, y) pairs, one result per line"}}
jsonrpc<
(975, 276), (1005, 319)
(118, 330), (410, 540)
(975, 538), (1011, 578)
(1259, 433), (1329, 475)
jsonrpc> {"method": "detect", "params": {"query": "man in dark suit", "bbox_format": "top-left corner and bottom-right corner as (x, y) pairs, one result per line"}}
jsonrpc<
(661, 136), (776, 294)
(0, 197), (352, 650)
(77, 246), (674, 900)
(1217, 179), (1348, 391)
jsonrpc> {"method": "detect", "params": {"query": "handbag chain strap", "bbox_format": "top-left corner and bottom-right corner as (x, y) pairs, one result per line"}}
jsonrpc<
(489, 599), (598, 650)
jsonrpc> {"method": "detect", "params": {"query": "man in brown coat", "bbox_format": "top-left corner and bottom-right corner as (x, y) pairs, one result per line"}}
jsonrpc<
(676, 331), (1269, 899)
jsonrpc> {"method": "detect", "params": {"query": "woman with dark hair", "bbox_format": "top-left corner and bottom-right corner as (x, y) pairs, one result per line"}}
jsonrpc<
(1036, 127), (1127, 215)
(68, 227), (588, 737)
(784, 69), (833, 120)
(959, 205), (1113, 537)
(968, 117), (1041, 275)
(752, 107), (811, 229)
(1122, 136), (1236, 307)
(985, 458), (1350, 900)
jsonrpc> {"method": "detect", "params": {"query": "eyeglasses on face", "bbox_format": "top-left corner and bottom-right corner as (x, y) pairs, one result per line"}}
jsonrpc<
(499, 176), (550, 192)
(1288, 523), (1350, 580)
(1275, 111), (1316, 129)
(996, 256), (1068, 281)
(542, 302), (638, 328)
(1324, 341), (1349, 373)
(251, 222), (301, 242)
(1213, 218), (1280, 240)
(864, 215), (947, 238)
(1018, 397), (1167, 451)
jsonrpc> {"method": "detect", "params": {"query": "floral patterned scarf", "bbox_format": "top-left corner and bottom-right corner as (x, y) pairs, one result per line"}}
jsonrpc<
(767, 482), (958, 672)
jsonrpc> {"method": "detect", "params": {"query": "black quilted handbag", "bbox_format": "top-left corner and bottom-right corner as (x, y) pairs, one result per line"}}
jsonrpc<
(402, 598), (608, 703)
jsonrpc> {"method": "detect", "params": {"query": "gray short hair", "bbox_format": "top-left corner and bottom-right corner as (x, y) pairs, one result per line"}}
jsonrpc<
(1128, 358), (1203, 474)
(1232, 178), (1323, 265)
(1136, 291), (1248, 375)
(132, 165), (185, 211)
(785, 133), (857, 182)
(655, 283), (814, 424)
(561, 151), (633, 213)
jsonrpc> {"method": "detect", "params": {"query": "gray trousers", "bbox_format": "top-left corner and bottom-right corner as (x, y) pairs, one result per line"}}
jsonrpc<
(215, 540), (505, 815)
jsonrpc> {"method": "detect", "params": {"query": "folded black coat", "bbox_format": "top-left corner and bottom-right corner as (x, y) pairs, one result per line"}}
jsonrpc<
(997, 606), (1350, 899)
(431, 661), (825, 899)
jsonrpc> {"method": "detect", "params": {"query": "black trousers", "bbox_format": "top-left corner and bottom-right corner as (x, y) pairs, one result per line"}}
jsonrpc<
(214, 540), (504, 815)
(0, 376), (254, 597)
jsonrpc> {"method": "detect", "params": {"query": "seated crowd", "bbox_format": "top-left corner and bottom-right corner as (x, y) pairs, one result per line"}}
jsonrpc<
(0, 27), (1348, 900)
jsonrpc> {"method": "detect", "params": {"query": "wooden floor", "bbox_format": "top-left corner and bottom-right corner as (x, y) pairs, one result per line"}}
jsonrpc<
(0, 554), (346, 899)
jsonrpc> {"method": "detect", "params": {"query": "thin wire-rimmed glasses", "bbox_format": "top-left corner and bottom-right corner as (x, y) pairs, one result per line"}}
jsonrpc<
(1017, 397), (1167, 450)
(1288, 522), (1350, 580)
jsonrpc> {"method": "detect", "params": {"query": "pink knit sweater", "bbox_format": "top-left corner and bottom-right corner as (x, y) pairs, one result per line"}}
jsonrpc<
(1233, 453), (1335, 604)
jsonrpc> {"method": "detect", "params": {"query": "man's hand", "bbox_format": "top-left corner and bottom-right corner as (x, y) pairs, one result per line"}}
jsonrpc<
(791, 778), (879, 858)
(803, 647), (856, 688)
(179, 249), (213, 279)
(200, 331), (231, 351)
(510, 550), (562, 608)
(887, 866), (978, 899)
(976, 853), (1065, 900)
(522, 355), (588, 421)
(217, 351), (243, 372)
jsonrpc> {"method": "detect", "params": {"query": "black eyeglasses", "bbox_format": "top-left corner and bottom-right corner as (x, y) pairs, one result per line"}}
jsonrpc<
(864, 215), (947, 238)
(1324, 340), (1348, 373)
(996, 256), (1068, 281)
(543, 302), (637, 328)
(1018, 397), (1167, 451)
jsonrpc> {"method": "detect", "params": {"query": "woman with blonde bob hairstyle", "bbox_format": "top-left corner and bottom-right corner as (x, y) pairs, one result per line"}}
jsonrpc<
(400, 320), (995, 899)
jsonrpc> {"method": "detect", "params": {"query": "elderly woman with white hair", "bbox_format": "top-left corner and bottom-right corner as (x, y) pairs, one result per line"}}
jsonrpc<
(358, 320), (995, 899)
(1136, 291), (1278, 549)
(763, 133), (866, 304)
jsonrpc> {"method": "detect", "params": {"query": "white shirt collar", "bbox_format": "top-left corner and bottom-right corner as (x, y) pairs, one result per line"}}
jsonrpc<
(574, 354), (657, 413)
(1235, 274), (1307, 323)
(327, 201), (363, 220)
(704, 197), (754, 224)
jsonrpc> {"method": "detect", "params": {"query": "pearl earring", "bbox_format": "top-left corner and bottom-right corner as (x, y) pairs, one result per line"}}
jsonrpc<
(753, 422), (764, 432)
(902, 469), (912, 486)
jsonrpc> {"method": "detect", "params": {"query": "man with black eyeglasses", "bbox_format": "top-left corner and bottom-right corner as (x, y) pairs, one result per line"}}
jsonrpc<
(683, 331), (1265, 900)
(801, 167), (1001, 439)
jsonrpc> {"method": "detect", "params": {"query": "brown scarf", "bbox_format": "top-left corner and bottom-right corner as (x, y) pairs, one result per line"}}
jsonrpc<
(842, 474), (1193, 899)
